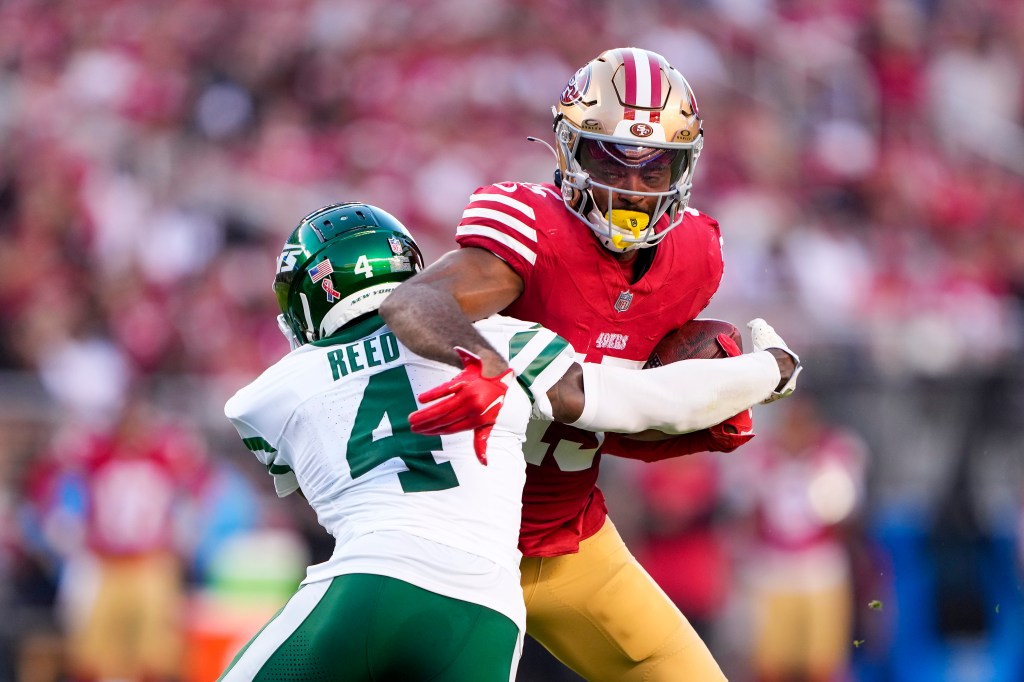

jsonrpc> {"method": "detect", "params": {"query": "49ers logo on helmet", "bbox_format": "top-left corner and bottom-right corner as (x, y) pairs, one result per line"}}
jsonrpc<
(560, 65), (591, 105)
(686, 88), (700, 118)
(630, 122), (654, 137)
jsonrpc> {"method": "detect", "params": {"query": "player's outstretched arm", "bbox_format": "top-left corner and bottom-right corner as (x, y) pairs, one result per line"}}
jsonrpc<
(409, 318), (801, 450)
(380, 247), (524, 377)
(568, 318), (802, 435)
(570, 353), (777, 435)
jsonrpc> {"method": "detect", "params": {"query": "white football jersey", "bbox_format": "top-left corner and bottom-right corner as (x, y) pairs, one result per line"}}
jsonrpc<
(224, 313), (575, 629)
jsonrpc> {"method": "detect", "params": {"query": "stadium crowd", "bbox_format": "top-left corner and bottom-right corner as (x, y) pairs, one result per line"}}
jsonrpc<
(0, 0), (1022, 680)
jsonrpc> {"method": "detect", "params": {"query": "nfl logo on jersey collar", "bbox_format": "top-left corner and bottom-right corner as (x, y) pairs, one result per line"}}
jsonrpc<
(614, 290), (633, 312)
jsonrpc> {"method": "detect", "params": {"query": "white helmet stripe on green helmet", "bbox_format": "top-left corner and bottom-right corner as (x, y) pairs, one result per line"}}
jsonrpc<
(273, 202), (423, 346)
(319, 282), (401, 339)
(299, 293), (315, 338)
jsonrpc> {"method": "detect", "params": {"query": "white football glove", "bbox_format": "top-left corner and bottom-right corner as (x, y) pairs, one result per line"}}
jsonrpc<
(747, 318), (802, 403)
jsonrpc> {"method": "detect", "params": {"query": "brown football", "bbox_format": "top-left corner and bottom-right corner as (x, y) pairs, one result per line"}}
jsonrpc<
(644, 318), (743, 368)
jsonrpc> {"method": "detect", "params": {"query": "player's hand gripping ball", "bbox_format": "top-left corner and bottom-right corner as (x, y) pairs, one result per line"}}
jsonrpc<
(644, 318), (743, 368)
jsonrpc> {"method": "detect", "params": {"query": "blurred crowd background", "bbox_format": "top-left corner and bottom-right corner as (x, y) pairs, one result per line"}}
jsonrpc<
(1, 0), (1022, 680)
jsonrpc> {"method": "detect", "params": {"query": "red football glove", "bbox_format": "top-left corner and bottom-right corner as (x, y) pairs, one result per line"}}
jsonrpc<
(716, 332), (741, 358)
(409, 347), (513, 465)
(602, 331), (755, 462)
(713, 330), (754, 441)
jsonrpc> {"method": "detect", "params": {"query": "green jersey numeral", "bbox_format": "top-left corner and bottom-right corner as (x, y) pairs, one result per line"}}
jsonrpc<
(346, 366), (458, 493)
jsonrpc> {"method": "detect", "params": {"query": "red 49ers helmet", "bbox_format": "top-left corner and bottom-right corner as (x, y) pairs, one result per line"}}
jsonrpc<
(553, 47), (703, 253)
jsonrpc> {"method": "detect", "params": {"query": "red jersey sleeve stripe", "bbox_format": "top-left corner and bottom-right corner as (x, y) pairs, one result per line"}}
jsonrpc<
(456, 224), (538, 265)
(468, 192), (536, 219)
(461, 206), (538, 242)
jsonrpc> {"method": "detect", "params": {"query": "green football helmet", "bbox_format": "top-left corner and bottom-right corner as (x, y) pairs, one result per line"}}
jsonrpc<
(273, 202), (424, 347)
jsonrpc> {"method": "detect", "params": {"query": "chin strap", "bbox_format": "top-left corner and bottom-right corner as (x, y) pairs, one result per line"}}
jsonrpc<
(526, 135), (559, 161)
(277, 314), (302, 350)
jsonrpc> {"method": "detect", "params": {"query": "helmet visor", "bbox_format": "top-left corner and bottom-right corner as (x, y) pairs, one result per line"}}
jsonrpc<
(578, 138), (689, 188)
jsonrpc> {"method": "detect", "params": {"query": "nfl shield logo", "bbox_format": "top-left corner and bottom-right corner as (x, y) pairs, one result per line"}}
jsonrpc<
(614, 290), (633, 312)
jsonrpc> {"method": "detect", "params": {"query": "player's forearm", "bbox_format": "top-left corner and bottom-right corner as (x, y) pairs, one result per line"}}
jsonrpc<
(380, 281), (508, 373)
(548, 363), (586, 423)
(603, 425), (754, 462)
(571, 351), (780, 434)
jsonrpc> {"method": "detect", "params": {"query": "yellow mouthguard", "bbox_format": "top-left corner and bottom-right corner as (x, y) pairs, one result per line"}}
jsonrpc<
(607, 210), (649, 239)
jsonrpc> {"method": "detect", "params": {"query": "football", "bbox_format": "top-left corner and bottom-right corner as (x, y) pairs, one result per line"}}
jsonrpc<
(644, 318), (743, 368)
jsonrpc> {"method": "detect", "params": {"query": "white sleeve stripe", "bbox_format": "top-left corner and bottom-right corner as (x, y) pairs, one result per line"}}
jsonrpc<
(528, 352), (575, 405)
(461, 207), (538, 242)
(226, 415), (300, 498)
(507, 327), (559, 376)
(505, 327), (548, 374)
(456, 225), (537, 265)
(468, 192), (536, 219)
(508, 327), (576, 420)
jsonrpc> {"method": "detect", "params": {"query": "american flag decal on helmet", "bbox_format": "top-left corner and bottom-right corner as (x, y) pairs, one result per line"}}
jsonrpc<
(686, 87), (700, 118)
(309, 259), (334, 283)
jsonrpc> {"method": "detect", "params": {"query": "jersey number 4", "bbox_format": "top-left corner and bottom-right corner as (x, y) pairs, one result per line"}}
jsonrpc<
(346, 366), (459, 493)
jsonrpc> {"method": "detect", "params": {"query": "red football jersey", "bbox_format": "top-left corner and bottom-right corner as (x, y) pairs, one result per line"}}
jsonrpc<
(744, 428), (868, 552)
(457, 182), (725, 556)
(77, 425), (203, 557)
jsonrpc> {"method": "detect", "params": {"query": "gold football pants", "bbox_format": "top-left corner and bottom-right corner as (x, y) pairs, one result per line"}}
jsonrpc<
(752, 580), (852, 679)
(66, 552), (184, 680)
(521, 519), (726, 681)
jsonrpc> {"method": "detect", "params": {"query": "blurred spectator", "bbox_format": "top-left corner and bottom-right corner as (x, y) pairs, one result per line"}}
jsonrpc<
(0, 422), (31, 682)
(725, 396), (869, 682)
(9, 426), (72, 682)
(26, 397), (208, 682)
(633, 454), (732, 642)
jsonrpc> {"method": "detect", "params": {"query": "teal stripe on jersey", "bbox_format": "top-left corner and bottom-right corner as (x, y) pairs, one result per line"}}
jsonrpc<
(508, 325), (542, 361)
(510, 331), (570, 391)
(242, 436), (277, 453)
(267, 463), (293, 475)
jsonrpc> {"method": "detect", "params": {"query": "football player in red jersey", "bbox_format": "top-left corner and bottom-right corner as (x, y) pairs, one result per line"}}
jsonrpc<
(37, 398), (208, 682)
(381, 47), (800, 681)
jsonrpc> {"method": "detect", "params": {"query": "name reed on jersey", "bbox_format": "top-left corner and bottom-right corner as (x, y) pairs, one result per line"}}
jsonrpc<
(327, 332), (401, 380)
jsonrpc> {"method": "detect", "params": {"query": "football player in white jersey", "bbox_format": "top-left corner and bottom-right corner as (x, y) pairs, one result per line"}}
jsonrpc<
(219, 202), (796, 681)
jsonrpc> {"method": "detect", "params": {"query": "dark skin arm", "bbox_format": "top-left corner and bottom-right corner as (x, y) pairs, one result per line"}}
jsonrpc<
(381, 247), (797, 432)
(548, 363), (586, 424)
(770, 348), (797, 391)
(380, 247), (583, 423)
(379, 247), (523, 378)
